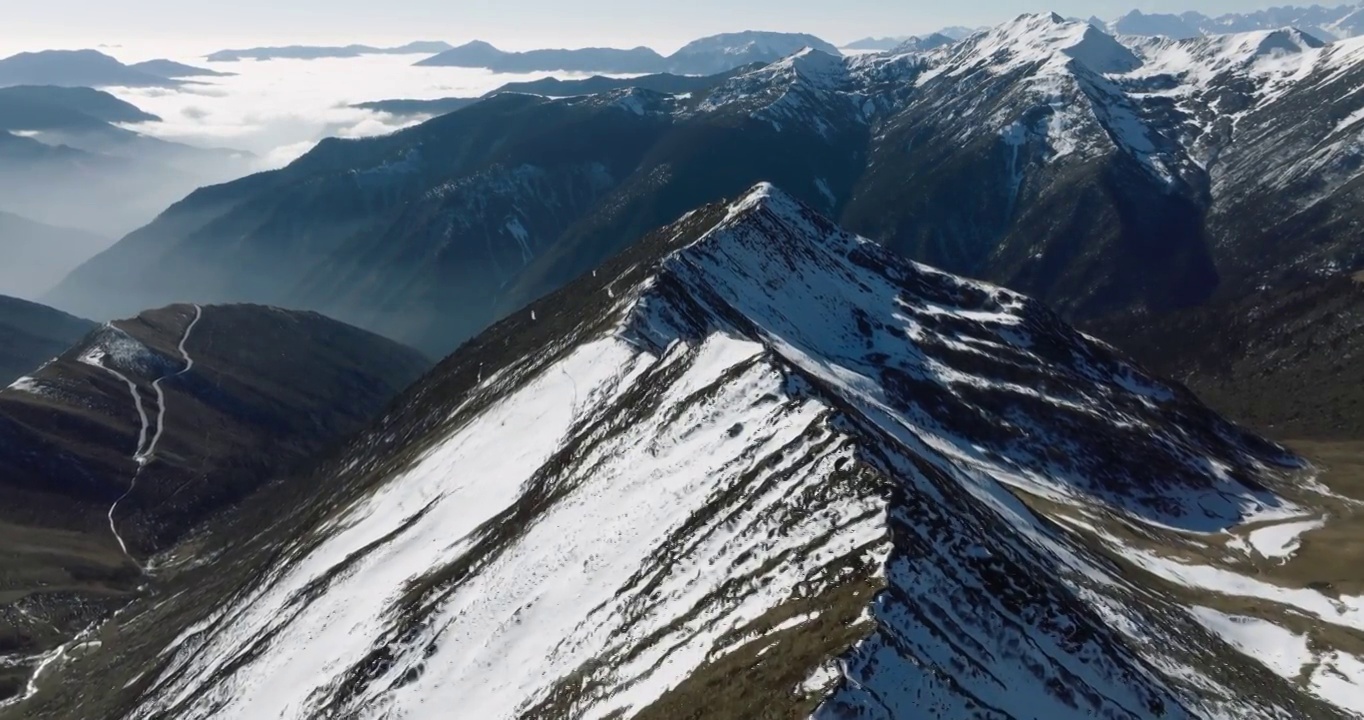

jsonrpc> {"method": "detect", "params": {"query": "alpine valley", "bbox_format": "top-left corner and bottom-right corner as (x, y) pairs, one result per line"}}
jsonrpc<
(5, 8), (1364, 720)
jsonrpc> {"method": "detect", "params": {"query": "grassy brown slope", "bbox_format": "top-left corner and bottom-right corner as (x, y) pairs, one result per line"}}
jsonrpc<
(0, 303), (429, 706)
(0, 295), (94, 386)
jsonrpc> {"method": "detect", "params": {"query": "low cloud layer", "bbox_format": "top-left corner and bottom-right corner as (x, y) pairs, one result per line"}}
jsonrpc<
(106, 52), (591, 169)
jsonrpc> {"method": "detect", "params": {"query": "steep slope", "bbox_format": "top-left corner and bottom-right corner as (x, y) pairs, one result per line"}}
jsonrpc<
(1188, 33), (1364, 292)
(13, 186), (1359, 719)
(0, 303), (429, 707)
(0, 295), (93, 385)
(48, 15), (1364, 384)
(0, 210), (109, 299)
(1091, 274), (1364, 441)
(47, 61), (877, 355)
(844, 13), (1216, 321)
(0, 303), (430, 556)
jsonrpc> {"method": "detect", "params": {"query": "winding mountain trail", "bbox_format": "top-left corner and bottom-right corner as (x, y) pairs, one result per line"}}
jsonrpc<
(98, 305), (205, 568)
(78, 345), (150, 458)
(142, 304), (203, 464)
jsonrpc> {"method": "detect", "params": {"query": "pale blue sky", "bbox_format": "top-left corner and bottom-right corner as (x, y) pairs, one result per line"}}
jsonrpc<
(6, 0), (1327, 51)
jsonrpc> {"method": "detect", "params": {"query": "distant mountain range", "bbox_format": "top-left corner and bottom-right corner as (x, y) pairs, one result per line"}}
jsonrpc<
(128, 58), (232, 78)
(844, 31), (964, 51)
(46, 13), (1364, 421)
(0, 85), (159, 131)
(0, 49), (183, 88)
(415, 31), (842, 74)
(0, 295), (93, 385)
(0, 86), (250, 236)
(1100, 4), (1364, 40)
(843, 36), (910, 51)
(205, 41), (453, 62)
(0, 211), (108, 300)
(354, 65), (758, 117)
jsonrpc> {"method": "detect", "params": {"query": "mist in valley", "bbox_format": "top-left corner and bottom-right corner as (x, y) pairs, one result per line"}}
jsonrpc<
(0, 38), (594, 310)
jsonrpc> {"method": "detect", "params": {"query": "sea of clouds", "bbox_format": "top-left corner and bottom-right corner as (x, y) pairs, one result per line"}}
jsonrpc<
(103, 50), (611, 169)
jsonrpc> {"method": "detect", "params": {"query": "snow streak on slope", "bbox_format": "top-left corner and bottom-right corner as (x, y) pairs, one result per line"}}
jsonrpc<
(129, 332), (891, 719)
(121, 186), (1344, 719)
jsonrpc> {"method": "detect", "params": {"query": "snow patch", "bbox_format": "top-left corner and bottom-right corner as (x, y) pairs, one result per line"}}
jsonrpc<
(1187, 606), (1310, 679)
(1246, 516), (1326, 560)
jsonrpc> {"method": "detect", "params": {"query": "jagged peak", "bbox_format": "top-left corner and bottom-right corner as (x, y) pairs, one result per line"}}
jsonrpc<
(621, 182), (1296, 534)
(712, 181), (805, 229)
(742, 47), (849, 89)
(931, 11), (1143, 79)
(1259, 26), (1328, 52)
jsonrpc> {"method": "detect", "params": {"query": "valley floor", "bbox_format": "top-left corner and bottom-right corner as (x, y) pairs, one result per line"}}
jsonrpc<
(1024, 438), (1364, 716)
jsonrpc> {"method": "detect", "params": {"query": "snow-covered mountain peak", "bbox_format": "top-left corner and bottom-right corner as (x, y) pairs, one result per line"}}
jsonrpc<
(27, 184), (1354, 719)
(670, 30), (843, 59)
(1129, 26), (1327, 96)
(933, 12), (1144, 79)
(631, 184), (1300, 529)
(765, 47), (848, 88)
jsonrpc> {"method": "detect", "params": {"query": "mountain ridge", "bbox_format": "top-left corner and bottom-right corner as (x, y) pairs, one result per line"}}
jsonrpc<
(0, 295), (94, 386)
(14, 185), (1356, 718)
(46, 13), (1364, 431)
(415, 31), (842, 74)
(205, 41), (452, 62)
(0, 302), (430, 709)
(0, 50), (177, 88)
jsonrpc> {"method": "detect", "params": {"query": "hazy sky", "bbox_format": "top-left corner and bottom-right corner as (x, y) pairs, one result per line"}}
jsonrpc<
(5, 1), (1321, 51)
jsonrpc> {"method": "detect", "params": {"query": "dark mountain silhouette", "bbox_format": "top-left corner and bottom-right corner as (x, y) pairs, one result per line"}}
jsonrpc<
(0, 85), (159, 132)
(0, 50), (177, 88)
(0, 295), (94, 385)
(414, 40), (667, 73)
(415, 31), (841, 74)
(353, 65), (757, 117)
(128, 59), (232, 78)
(206, 41), (452, 62)
(843, 36), (911, 51)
